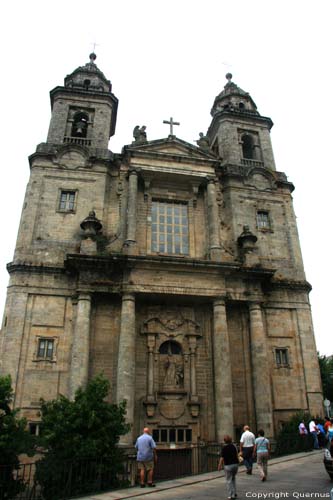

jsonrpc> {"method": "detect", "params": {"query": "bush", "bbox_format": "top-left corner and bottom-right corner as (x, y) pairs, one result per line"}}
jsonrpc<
(0, 375), (35, 499)
(274, 411), (313, 456)
(35, 375), (130, 499)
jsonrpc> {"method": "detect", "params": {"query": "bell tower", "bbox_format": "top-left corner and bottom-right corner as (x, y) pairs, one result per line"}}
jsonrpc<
(46, 53), (118, 149)
(207, 73), (276, 170)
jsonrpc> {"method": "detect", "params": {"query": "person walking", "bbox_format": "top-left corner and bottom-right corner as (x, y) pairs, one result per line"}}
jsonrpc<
(135, 427), (157, 488)
(240, 425), (256, 474)
(218, 435), (239, 500)
(309, 419), (319, 449)
(327, 419), (333, 444)
(254, 429), (270, 481)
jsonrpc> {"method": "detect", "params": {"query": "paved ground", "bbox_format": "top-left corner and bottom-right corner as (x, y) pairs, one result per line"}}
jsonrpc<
(83, 450), (333, 500)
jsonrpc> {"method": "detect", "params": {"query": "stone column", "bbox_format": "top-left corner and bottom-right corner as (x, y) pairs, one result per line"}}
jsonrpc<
(206, 177), (222, 261)
(125, 169), (139, 252)
(212, 297), (234, 441)
(116, 293), (136, 445)
(249, 302), (274, 436)
(69, 292), (92, 399)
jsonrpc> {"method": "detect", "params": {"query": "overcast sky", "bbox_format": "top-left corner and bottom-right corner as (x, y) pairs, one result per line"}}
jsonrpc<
(1, 0), (331, 355)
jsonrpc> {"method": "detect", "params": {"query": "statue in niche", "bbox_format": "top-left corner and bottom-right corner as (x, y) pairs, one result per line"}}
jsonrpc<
(161, 340), (184, 389)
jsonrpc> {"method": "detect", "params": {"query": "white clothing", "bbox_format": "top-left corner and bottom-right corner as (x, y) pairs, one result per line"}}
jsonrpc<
(240, 430), (255, 447)
(309, 420), (317, 433)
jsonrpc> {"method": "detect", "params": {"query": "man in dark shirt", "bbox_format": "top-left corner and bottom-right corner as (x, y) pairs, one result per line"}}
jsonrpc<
(218, 435), (239, 499)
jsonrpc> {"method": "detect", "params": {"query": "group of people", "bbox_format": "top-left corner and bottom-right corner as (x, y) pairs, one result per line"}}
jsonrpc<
(218, 425), (270, 500)
(135, 424), (269, 495)
(299, 417), (333, 449)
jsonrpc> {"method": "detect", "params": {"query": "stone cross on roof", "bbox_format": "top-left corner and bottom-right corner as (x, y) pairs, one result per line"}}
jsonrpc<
(163, 117), (180, 136)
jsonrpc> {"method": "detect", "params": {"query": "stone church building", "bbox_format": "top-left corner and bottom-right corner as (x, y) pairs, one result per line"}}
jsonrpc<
(0, 54), (322, 445)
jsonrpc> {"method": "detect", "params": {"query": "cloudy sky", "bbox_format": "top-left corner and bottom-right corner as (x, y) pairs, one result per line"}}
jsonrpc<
(1, 0), (331, 355)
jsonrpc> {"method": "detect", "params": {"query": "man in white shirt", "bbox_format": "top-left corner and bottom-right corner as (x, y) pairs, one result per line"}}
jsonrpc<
(240, 425), (256, 474)
(308, 420), (319, 449)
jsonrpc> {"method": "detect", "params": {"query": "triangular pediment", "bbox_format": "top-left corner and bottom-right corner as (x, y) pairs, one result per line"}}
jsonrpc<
(125, 136), (216, 161)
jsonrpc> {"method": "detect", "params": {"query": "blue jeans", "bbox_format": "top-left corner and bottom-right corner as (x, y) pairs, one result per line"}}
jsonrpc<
(242, 446), (254, 471)
(311, 431), (319, 449)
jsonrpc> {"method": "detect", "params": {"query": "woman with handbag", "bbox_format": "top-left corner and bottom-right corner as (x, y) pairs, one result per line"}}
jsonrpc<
(218, 435), (239, 500)
(253, 429), (271, 482)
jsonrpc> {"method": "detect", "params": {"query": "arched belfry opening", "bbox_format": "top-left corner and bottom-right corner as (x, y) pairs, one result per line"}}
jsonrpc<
(71, 112), (89, 138)
(242, 133), (254, 159)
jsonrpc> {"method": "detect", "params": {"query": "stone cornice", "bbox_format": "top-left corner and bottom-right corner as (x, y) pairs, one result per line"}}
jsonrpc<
(7, 262), (65, 275)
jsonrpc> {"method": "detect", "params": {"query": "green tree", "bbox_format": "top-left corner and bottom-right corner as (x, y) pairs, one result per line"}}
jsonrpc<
(318, 353), (333, 400)
(36, 374), (130, 499)
(0, 374), (35, 499)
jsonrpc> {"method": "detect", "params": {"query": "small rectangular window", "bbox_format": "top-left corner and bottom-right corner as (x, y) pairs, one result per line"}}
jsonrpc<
(37, 339), (54, 360)
(177, 429), (184, 442)
(29, 423), (40, 436)
(58, 190), (76, 212)
(152, 429), (159, 443)
(160, 429), (168, 442)
(257, 210), (270, 230)
(186, 429), (192, 442)
(275, 348), (289, 367)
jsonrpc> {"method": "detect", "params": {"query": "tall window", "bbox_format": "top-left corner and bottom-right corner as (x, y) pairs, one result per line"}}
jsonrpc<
(256, 210), (270, 230)
(37, 339), (54, 360)
(275, 348), (289, 367)
(151, 201), (189, 255)
(242, 134), (254, 159)
(59, 190), (76, 212)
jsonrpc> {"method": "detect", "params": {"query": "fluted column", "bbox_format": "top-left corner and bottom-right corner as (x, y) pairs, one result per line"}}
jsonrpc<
(69, 292), (92, 399)
(116, 293), (136, 445)
(212, 297), (234, 441)
(206, 177), (222, 261)
(125, 169), (139, 251)
(249, 302), (274, 436)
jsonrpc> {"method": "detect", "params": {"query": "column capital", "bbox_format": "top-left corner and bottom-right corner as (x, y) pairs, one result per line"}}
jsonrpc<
(206, 175), (217, 185)
(128, 167), (141, 177)
(76, 291), (92, 302)
(248, 301), (263, 312)
(213, 295), (227, 308)
(122, 292), (135, 302)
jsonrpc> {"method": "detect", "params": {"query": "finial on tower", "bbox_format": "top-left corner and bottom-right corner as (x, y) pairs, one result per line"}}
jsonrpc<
(226, 73), (233, 83)
(89, 52), (97, 63)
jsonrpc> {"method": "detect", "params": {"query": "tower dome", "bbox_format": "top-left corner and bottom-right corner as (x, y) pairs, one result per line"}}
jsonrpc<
(211, 73), (259, 117)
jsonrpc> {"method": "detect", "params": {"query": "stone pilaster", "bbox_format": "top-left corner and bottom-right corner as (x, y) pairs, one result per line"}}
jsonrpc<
(69, 292), (92, 399)
(296, 305), (323, 416)
(116, 293), (136, 445)
(124, 169), (139, 253)
(212, 297), (234, 441)
(249, 302), (274, 436)
(206, 178), (222, 261)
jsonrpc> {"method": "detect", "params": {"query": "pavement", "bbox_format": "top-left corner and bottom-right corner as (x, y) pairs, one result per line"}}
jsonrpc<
(80, 450), (332, 500)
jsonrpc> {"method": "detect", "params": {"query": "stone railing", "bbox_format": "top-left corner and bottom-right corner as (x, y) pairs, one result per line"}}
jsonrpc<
(241, 158), (264, 167)
(63, 136), (92, 146)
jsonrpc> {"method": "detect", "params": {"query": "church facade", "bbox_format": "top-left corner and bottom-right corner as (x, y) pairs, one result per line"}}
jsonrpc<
(0, 55), (322, 445)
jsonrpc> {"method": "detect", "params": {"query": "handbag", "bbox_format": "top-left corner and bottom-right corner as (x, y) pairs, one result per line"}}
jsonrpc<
(238, 452), (244, 463)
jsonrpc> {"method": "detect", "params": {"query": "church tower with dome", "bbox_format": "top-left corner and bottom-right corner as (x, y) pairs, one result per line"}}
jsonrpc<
(0, 54), (322, 447)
